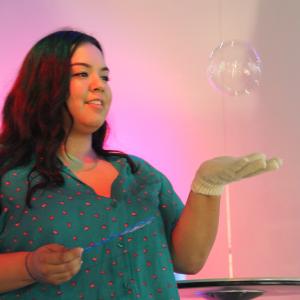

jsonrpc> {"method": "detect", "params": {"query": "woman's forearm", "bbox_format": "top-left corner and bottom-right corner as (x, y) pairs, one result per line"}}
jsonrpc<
(0, 252), (35, 293)
(171, 191), (221, 274)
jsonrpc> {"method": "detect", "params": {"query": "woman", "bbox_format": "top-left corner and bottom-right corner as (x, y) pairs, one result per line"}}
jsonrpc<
(0, 30), (281, 299)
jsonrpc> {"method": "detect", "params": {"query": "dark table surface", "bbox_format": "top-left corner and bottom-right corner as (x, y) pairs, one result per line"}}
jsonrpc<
(177, 278), (300, 299)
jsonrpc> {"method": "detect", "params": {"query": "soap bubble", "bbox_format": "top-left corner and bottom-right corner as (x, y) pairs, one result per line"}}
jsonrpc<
(207, 40), (262, 96)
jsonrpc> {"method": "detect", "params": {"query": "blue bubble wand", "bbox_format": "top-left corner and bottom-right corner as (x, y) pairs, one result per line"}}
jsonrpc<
(84, 215), (156, 253)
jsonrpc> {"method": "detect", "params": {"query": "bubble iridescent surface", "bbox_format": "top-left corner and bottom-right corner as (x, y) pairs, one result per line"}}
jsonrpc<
(207, 40), (262, 96)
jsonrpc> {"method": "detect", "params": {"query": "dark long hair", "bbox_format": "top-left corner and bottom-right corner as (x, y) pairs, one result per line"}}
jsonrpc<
(0, 30), (136, 207)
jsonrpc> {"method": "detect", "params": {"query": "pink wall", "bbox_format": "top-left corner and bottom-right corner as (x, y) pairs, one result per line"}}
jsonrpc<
(1, 0), (299, 299)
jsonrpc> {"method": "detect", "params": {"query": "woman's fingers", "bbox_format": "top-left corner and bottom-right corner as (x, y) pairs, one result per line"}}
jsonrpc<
(45, 257), (83, 285)
(38, 255), (83, 276)
(27, 244), (83, 284)
(40, 246), (83, 265)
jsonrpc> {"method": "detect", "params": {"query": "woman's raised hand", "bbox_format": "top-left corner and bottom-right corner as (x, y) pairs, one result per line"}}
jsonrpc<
(191, 153), (282, 196)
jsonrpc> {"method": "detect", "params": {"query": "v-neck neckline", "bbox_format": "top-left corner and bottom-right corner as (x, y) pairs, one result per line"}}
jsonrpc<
(60, 155), (123, 199)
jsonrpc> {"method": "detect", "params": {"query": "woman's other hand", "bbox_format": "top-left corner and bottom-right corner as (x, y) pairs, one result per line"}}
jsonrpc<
(25, 243), (83, 285)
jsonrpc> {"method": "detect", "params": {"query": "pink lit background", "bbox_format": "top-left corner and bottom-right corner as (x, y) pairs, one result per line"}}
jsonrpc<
(0, 1), (299, 299)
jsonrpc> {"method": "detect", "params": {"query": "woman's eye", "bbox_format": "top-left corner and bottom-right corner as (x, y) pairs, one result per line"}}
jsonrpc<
(72, 72), (88, 78)
(101, 76), (110, 82)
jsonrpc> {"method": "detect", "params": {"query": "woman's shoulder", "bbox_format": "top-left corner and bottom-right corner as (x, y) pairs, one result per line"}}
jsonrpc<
(128, 154), (148, 165)
(1, 161), (34, 177)
(128, 154), (158, 170)
(128, 155), (169, 182)
(105, 153), (168, 183)
(107, 153), (159, 175)
(105, 153), (147, 167)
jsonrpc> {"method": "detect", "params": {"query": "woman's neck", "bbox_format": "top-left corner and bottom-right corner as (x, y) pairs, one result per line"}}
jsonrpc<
(61, 133), (94, 159)
(58, 133), (98, 171)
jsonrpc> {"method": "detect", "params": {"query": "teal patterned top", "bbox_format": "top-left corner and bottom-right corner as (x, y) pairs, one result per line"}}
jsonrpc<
(0, 155), (184, 299)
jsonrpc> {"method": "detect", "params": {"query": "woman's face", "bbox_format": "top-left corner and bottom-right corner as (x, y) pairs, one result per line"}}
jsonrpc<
(66, 42), (112, 135)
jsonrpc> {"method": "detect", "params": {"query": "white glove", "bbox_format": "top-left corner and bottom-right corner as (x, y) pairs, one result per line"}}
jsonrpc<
(191, 153), (283, 196)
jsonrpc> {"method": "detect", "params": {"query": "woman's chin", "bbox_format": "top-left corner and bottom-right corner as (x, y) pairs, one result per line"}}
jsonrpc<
(69, 122), (105, 135)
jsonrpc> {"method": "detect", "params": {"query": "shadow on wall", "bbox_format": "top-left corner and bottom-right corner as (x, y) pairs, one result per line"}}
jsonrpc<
(241, 1), (300, 299)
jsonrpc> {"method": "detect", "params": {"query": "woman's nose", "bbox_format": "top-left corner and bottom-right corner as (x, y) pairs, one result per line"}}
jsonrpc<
(90, 75), (105, 92)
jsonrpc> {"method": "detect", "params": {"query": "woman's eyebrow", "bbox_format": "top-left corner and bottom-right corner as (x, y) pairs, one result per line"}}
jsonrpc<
(70, 62), (109, 72)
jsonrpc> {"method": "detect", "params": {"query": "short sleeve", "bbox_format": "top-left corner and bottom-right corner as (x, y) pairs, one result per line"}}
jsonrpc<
(129, 156), (184, 241)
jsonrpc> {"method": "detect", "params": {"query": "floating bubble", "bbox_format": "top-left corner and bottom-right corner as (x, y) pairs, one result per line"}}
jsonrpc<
(207, 40), (262, 96)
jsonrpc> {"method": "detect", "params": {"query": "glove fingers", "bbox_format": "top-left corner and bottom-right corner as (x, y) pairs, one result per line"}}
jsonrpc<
(244, 152), (267, 162)
(266, 157), (283, 171)
(237, 157), (282, 179)
(246, 153), (266, 161)
(236, 158), (267, 179)
(232, 153), (265, 172)
(231, 157), (250, 172)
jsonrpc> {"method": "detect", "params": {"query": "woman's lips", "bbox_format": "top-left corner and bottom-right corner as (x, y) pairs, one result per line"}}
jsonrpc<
(84, 99), (103, 109)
